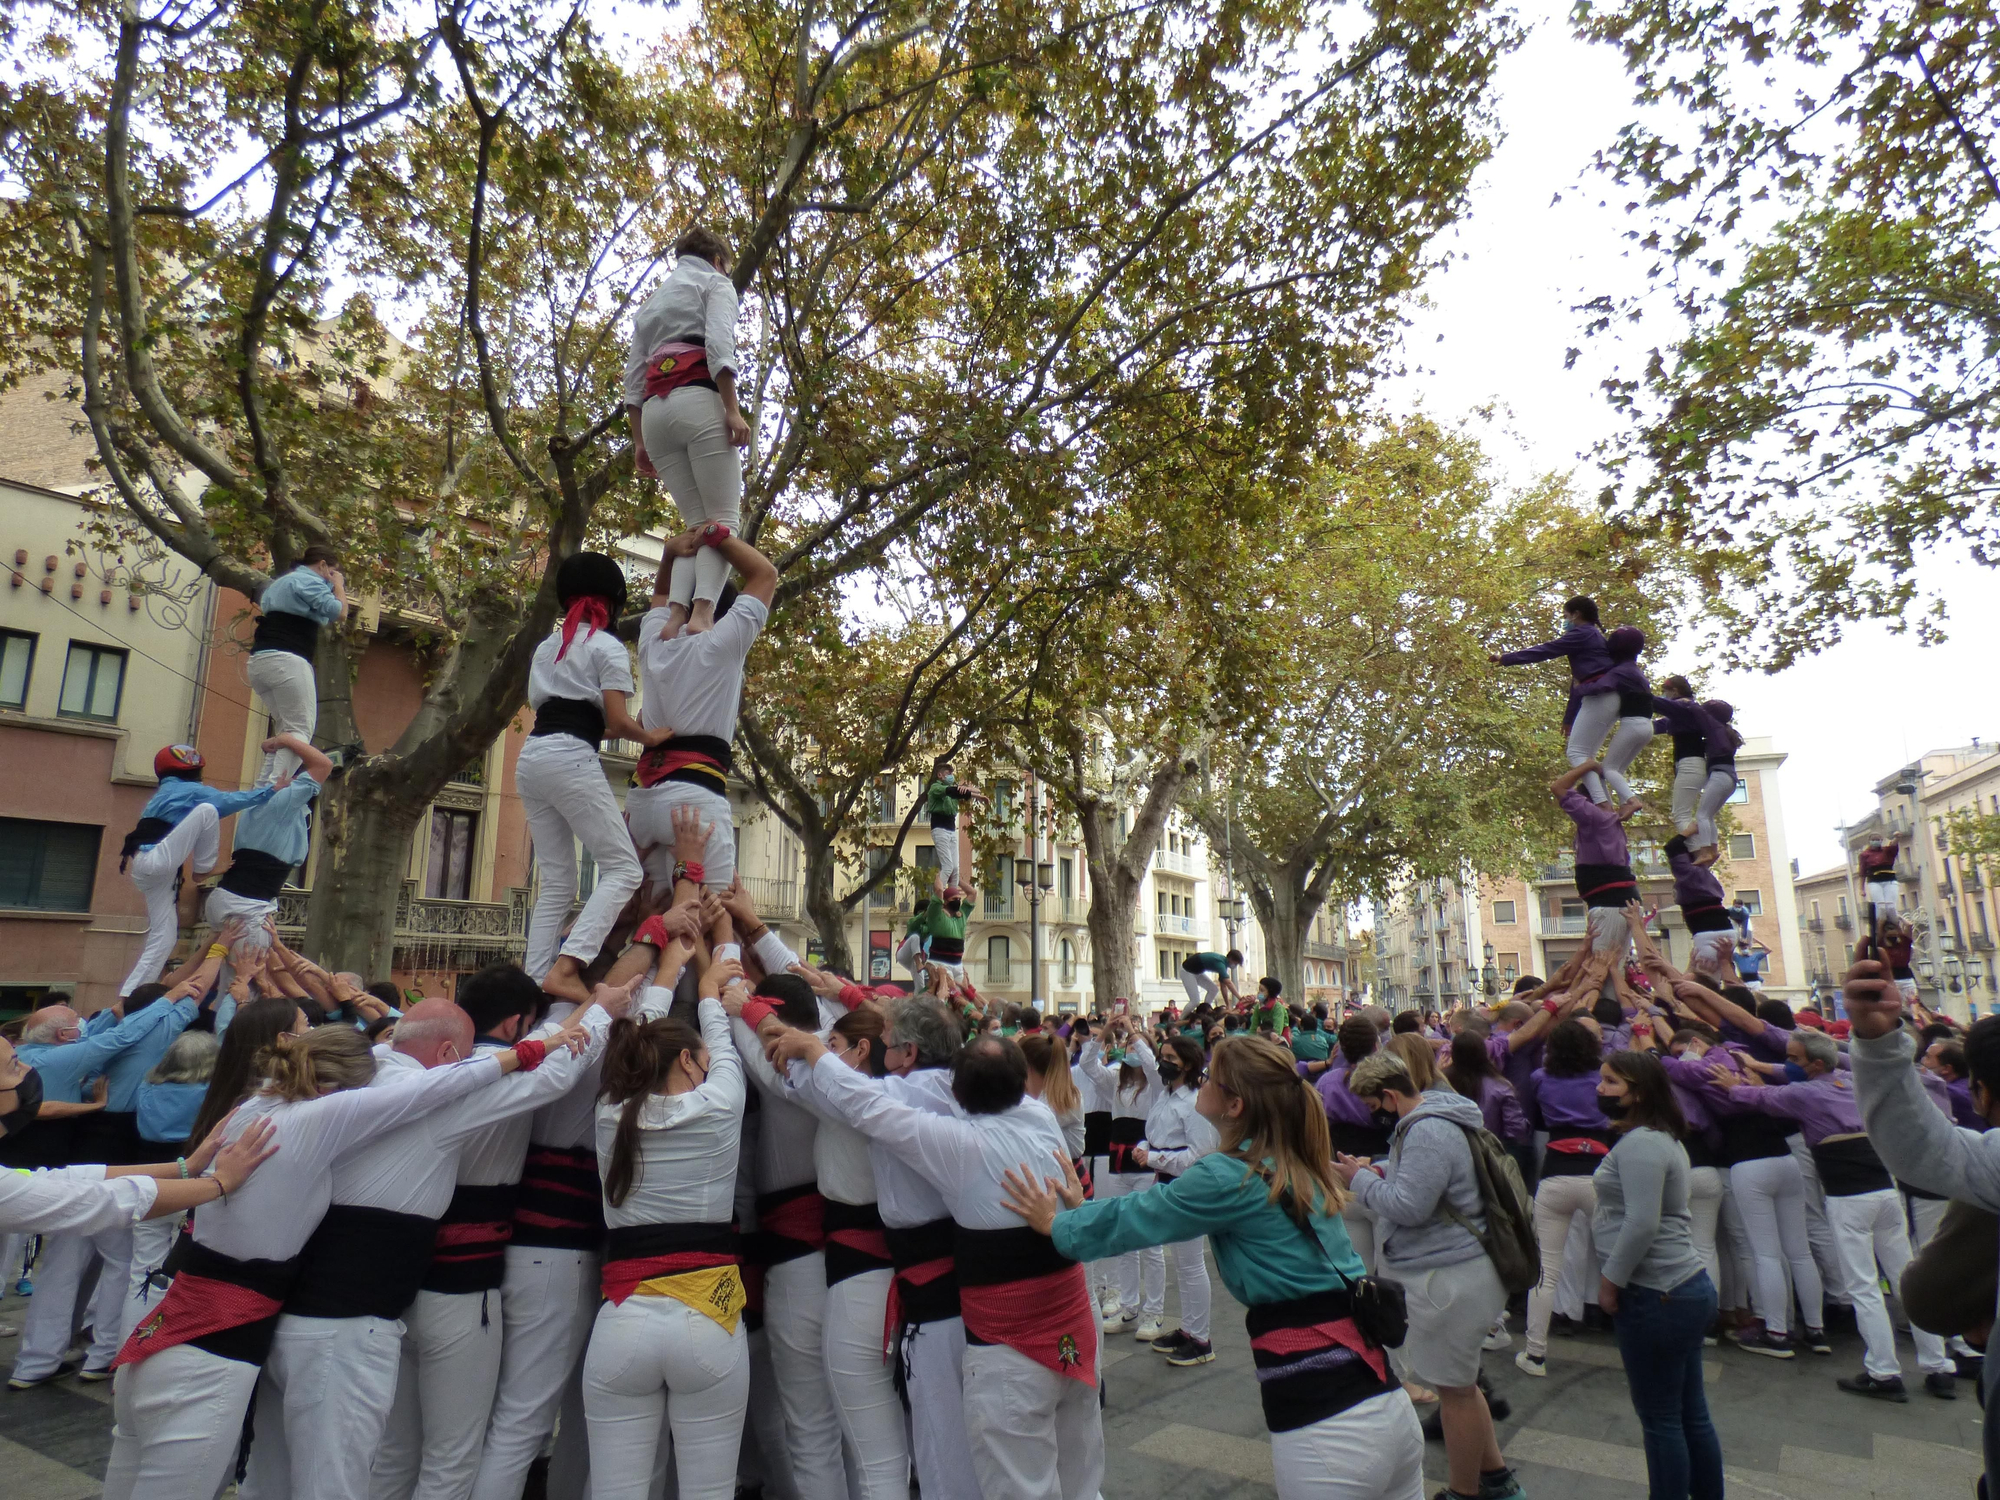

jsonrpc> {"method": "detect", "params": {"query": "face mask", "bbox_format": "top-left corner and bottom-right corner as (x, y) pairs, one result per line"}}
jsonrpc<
(945, 901), (962, 915)
(1783, 1061), (1809, 1084)
(1597, 1091), (1628, 1119)
(1157, 1061), (1181, 1084)
(1370, 1107), (1398, 1130)
(0, 1066), (43, 1139)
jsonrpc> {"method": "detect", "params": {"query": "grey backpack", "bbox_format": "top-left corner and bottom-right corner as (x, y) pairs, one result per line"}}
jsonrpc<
(1401, 1115), (1542, 1295)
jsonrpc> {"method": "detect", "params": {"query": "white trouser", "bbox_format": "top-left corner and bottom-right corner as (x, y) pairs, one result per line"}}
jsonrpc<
(1526, 1174), (1597, 1357)
(1566, 692), (1620, 804)
(583, 1294), (749, 1500)
(1825, 1189), (1952, 1379)
(516, 734), (644, 981)
(13, 1223), (131, 1379)
(746, 1327), (806, 1500)
(246, 650), (318, 785)
(121, 803), (220, 996)
(1100, 1173), (1165, 1317)
(121, 1213), (184, 1345)
(1693, 766), (1737, 851)
(371, 1288), (505, 1500)
(626, 781), (736, 893)
(642, 387), (744, 607)
(763, 1251), (847, 1500)
(470, 1246), (600, 1500)
(1669, 755), (1707, 833)
(1555, 1207), (1595, 1320)
(1687, 1166), (1725, 1302)
(1600, 716), (1656, 805)
(960, 1340), (1105, 1500)
(1867, 875), (1900, 925)
(896, 932), (928, 977)
(1729, 1154), (1824, 1335)
(239, 1312), (406, 1500)
(204, 884), (279, 940)
(1789, 1137), (1846, 1301)
(1166, 1236), (1211, 1342)
(931, 822), (961, 889)
(1180, 971), (1220, 1007)
(1716, 1177), (1755, 1311)
(104, 1341), (260, 1500)
(1270, 1388), (1427, 1500)
(823, 1268), (908, 1500)
(901, 1315), (980, 1500)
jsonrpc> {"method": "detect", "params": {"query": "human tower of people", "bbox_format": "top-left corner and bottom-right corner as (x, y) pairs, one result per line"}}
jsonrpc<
(0, 229), (1995, 1500)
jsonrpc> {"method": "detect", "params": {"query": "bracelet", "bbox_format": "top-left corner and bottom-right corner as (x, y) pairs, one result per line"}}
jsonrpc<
(514, 1038), (549, 1072)
(177, 1157), (188, 1179)
(207, 943), (229, 959)
(1542, 998), (1561, 1014)
(214, 1180), (229, 1205)
(674, 860), (706, 886)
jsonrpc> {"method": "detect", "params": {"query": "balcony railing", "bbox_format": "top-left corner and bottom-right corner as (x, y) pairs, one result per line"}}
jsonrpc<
(1834, 913), (1854, 930)
(1305, 939), (1346, 961)
(1974, 933), (1997, 953)
(1153, 848), (1198, 876)
(739, 877), (799, 922)
(1155, 912), (1197, 937)
(272, 881), (528, 968)
(1808, 917), (1825, 932)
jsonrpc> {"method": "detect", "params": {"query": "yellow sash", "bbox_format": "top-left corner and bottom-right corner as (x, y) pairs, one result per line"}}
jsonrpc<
(633, 1264), (747, 1333)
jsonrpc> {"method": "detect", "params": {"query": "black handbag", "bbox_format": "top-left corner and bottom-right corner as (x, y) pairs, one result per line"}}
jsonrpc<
(1273, 1181), (1408, 1349)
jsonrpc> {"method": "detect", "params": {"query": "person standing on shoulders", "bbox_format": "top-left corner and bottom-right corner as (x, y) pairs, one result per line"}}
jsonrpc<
(246, 546), (346, 785)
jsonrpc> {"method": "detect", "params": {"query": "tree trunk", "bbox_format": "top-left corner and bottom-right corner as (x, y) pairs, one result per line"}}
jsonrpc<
(1084, 893), (1138, 1015)
(305, 762), (432, 976)
(1067, 749), (1194, 1016)
(801, 835), (856, 976)
(1249, 868), (1311, 1013)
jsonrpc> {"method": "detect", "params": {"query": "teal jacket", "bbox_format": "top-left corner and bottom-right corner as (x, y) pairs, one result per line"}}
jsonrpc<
(1050, 1150), (1365, 1306)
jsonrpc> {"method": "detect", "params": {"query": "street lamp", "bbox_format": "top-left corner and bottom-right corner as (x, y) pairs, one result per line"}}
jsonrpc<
(1017, 854), (1056, 1008)
(1223, 895), (1245, 951)
(1482, 940), (1498, 998)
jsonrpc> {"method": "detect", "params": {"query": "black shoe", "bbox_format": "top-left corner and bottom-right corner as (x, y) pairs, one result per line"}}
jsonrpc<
(1478, 1467), (1525, 1500)
(1956, 1353), (1986, 1381)
(1149, 1327), (1189, 1354)
(1803, 1327), (1833, 1355)
(1927, 1372), (1959, 1400)
(1165, 1337), (1215, 1367)
(1838, 1372), (1910, 1403)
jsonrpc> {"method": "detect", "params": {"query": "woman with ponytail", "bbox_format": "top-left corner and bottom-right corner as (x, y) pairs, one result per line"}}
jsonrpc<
(519, 551), (670, 1002)
(1020, 1030), (1085, 1158)
(1131, 1034), (1220, 1365)
(104, 1019), (546, 1500)
(586, 955), (747, 1500)
(1003, 1036), (1425, 1499)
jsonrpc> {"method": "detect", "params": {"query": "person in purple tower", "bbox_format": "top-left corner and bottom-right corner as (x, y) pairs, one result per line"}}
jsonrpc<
(1492, 595), (1616, 805)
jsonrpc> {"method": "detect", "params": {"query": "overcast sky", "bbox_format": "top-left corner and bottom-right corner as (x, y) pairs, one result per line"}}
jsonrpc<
(1389, 0), (2000, 877)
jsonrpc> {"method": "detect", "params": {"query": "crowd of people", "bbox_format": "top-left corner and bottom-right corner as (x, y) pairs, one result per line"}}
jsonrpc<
(0, 231), (1992, 1500)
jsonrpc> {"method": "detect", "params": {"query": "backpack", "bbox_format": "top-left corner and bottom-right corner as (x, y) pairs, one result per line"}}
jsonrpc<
(1397, 1113), (1541, 1295)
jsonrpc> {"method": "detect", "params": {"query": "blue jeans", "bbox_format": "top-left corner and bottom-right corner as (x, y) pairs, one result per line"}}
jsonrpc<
(1613, 1270), (1723, 1500)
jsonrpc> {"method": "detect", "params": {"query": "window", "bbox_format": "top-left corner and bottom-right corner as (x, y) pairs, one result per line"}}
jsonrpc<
(1837, 894), (1849, 918)
(1158, 948), (1173, 980)
(58, 642), (125, 722)
(1059, 939), (1076, 987)
(1729, 833), (1756, 860)
(1491, 900), (1516, 925)
(1559, 898), (1585, 927)
(914, 843), (938, 870)
(867, 847), (897, 908)
(872, 779), (896, 823)
(425, 809), (477, 900)
(986, 856), (1013, 914)
(1810, 900), (1820, 919)
(1498, 952), (1520, 980)
(0, 818), (101, 911)
(1058, 858), (1073, 901)
(1157, 891), (1168, 916)
(987, 935), (1011, 985)
(1727, 778), (1749, 805)
(1734, 890), (1763, 916)
(0, 630), (34, 710)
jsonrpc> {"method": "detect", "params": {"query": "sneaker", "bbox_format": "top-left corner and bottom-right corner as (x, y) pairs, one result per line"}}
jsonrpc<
(1098, 1292), (1120, 1317)
(1482, 1317), (1513, 1352)
(76, 1366), (113, 1383)
(1099, 1310), (1136, 1335)
(0, 1324), (16, 1339)
(1837, 1372), (1909, 1403)
(6, 1365), (76, 1390)
(1477, 1467), (1525, 1500)
(1514, 1350), (1548, 1379)
(11, 1279), (30, 1297)
(1134, 1317), (1165, 1342)
(1735, 1328), (1796, 1359)
(1802, 1327), (1833, 1355)
(1150, 1328), (1189, 1353)
(1165, 1337), (1215, 1367)
(1955, 1353), (1986, 1381)
(1925, 1372), (1958, 1400)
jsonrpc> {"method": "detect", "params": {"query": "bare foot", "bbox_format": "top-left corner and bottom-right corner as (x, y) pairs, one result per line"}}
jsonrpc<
(1404, 1383), (1438, 1404)
(1619, 799), (1647, 818)
(1693, 847), (1718, 868)
(686, 599), (716, 635)
(540, 957), (593, 1006)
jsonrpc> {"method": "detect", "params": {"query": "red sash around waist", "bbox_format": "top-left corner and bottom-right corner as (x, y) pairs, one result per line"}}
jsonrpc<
(644, 342), (714, 402)
(602, 1251), (740, 1306)
(955, 1226), (1096, 1387)
(751, 1184), (826, 1264)
(115, 1272), (283, 1369)
(634, 745), (728, 793)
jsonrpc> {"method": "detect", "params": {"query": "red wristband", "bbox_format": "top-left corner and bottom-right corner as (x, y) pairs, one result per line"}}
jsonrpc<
(700, 523), (731, 547)
(1543, 999), (1562, 1014)
(634, 914), (671, 950)
(741, 998), (778, 1029)
(676, 861), (705, 886)
(514, 1039), (548, 1072)
(837, 983), (871, 1009)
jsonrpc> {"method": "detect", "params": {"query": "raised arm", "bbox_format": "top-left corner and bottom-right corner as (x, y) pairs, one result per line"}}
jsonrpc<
(262, 733), (333, 784)
(713, 532), (776, 607)
(784, 1039), (979, 1188)
(1550, 761), (1602, 800)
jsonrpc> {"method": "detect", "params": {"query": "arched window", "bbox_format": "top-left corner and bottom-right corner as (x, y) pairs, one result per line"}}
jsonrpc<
(1058, 939), (1076, 987)
(987, 935), (1012, 985)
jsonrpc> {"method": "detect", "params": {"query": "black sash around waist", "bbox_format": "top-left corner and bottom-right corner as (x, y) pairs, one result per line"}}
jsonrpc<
(286, 1205), (437, 1320)
(885, 1218), (960, 1324)
(120, 817), (176, 868)
(1244, 1286), (1397, 1433)
(422, 1182), (519, 1294)
(1618, 688), (1653, 717)
(953, 1224), (1076, 1288)
(167, 1235), (303, 1366)
(604, 1220), (738, 1262)
(823, 1198), (892, 1286)
(1811, 1133), (1894, 1197)
(1575, 862), (1638, 908)
(1107, 1115), (1145, 1175)
(927, 930), (966, 965)
(530, 697), (606, 751)
(749, 1181), (825, 1267)
(76, 1109), (150, 1166)
(514, 1144), (607, 1250)
(1082, 1110), (1112, 1159)
(1684, 904), (1736, 934)
(217, 848), (291, 901)
(1717, 1109), (1798, 1166)
(252, 609), (319, 662)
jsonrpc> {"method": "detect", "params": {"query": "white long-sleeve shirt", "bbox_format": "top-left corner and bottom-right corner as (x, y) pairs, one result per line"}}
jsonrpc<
(804, 1058), (1068, 1230)
(623, 254), (741, 406)
(732, 1010), (831, 1197)
(1141, 1085), (1219, 1177)
(197, 1056), (504, 1263)
(531, 990), (675, 1150)
(1078, 1037), (1160, 1120)
(452, 1012), (608, 1188)
(0, 1164), (157, 1236)
(598, 998), (744, 1229)
(796, 1066), (956, 1230)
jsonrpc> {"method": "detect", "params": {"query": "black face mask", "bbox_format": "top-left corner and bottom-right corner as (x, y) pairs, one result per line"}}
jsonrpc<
(1370, 1107), (1398, 1130)
(945, 901), (962, 916)
(0, 1066), (43, 1139)
(1157, 1061), (1182, 1085)
(1597, 1092), (1628, 1119)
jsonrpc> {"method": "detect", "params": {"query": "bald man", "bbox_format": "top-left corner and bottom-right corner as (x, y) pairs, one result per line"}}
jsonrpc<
(237, 998), (609, 1500)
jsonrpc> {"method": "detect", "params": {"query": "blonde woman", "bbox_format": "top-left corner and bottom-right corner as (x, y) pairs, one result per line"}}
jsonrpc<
(1003, 1035), (1423, 1499)
(1020, 1031), (1085, 1158)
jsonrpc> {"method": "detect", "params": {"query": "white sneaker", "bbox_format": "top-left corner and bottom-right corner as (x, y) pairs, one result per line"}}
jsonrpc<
(1134, 1317), (1165, 1342)
(1098, 1293), (1120, 1317)
(1100, 1310), (1137, 1334)
(1514, 1350), (1548, 1378)
(1482, 1319), (1513, 1352)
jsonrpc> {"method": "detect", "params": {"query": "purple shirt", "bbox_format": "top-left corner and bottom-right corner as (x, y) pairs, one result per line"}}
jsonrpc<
(1652, 696), (1730, 764)
(1719, 1017), (1789, 1065)
(1734, 1072), (1861, 1147)
(1531, 1070), (1610, 1132)
(1498, 623), (1613, 681)
(1469, 1075), (1529, 1143)
(1668, 842), (1725, 912)
(1489, 1030), (1543, 1118)
(1309, 1056), (1377, 1128)
(1561, 790), (1630, 867)
(1947, 1076), (1986, 1132)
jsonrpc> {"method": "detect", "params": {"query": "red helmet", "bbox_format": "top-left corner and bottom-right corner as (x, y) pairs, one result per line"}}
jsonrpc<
(153, 744), (205, 779)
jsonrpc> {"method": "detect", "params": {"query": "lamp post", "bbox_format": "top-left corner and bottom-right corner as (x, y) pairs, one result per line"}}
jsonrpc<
(1482, 940), (1498, 998)
(1015, 826), (1055, 1008)
(1223, 894), (1245, 953)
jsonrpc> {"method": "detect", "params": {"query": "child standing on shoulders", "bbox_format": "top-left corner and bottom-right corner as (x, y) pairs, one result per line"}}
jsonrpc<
(1492, 595), (1616, 805)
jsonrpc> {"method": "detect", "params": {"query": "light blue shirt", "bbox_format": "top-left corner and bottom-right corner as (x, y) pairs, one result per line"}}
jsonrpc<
(258, 566), (343, 625)
(232, 771), (322, 868)
(137, 778), (277, 836)
(19, 999), (196, 1106)
(102, 998), (199, 1113)
(138, 1081), (207, 1145)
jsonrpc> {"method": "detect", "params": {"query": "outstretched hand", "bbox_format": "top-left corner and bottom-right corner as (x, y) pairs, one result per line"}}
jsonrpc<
(1000, 1150), (1085, 1236)
(1842, 957), (1905, 1041)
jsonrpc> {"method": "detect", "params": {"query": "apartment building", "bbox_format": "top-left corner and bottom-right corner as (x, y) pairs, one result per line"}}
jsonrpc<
(1367, 873), (1496, 1013)
(1791, 864), (1857, 1001)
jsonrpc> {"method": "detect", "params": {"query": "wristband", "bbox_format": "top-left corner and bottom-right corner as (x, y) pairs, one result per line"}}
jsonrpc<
(177, 1157), (188, 1179)
(837, 983), (872, 1009)
(700, 523), (731, 547)
(514, 1038), (549, 1072)
(1543, 999), (1561, 1014)
(633, 914), (671, 950)
(207, 943), (229, 959)
(674, 861), (706, 886)
(741, 998), (779, 1030)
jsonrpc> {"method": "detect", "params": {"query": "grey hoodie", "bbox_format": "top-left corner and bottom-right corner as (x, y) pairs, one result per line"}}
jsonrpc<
(1349, 1087), (1489, 1272)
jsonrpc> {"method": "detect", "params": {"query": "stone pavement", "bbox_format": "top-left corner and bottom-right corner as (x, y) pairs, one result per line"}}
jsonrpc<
(0, 1263), (1982, 1498)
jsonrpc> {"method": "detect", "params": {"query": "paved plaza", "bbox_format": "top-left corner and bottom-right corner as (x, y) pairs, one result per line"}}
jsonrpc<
(0, 1264), (1980, 1499)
